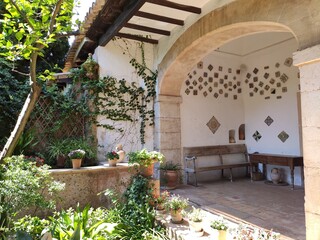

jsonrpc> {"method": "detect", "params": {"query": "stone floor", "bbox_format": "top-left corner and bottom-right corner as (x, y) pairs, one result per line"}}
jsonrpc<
(170, 178), (305, 240)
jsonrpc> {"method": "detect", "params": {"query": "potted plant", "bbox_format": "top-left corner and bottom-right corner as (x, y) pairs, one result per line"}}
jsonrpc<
(164, 194), (188, 223)
(47, 139), (67, 168)
(160, 161), (181, 189)
(68, 149), (85, 169)
(128, 149), (165, 177)
(154, 190), (170, 211)
(188, 206), (204, 235)
(106, 151), (119, 167)
(210, 217), (228, 240)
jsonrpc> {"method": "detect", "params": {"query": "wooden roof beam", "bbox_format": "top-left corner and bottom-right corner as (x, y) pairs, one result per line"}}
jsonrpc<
(99, 0), (147, 46)
(124, 23), (170, 36)
(116, 32), (158, 44)
(146, 0), (201, 14)
(135, 11), (184, 26)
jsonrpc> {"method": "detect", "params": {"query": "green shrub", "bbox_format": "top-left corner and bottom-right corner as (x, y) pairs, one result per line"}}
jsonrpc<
(0, 155), (65, 232)
(49, 205), (115, 240)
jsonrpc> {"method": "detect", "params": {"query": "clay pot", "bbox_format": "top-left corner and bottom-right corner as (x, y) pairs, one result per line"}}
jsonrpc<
(163, 170), (179, 190)
(108, 159), (117, 167)
(56, 154), (66, 168)
(140, 163), (154, 177)
(271, 168), (281, 184)
(72, 159), (82, 169)
(189, 221), (203, 232)
(170, 209), (183, 223)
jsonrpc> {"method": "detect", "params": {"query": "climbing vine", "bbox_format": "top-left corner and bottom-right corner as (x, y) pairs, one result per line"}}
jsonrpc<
(35, 40), (157, 145)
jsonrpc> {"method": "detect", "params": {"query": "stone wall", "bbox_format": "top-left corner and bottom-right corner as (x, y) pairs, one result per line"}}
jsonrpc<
(50, 164), (134, 210)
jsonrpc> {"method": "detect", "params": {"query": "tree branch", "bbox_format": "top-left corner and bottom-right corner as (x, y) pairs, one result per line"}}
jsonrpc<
(49, 0), (64, 34)
(11, 69), (30, 77)
(9, 0), (35, 31)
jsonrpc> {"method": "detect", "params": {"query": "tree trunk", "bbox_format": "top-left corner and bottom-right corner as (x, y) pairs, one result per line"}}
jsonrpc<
(0, 52), (41, 162)
(0, 83), (41, 161)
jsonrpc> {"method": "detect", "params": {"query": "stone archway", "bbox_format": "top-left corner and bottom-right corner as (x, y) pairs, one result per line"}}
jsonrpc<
(155, 1), (320, 239)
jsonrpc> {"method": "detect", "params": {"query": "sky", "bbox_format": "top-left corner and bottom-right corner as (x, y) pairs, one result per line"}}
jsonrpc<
(69, 0), (95, 44)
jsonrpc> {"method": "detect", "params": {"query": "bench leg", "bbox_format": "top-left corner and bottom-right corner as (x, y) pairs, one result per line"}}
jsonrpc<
(230, 168), (233, 182)
(221, 169), (224, 178)
(194, 172), (198, 187)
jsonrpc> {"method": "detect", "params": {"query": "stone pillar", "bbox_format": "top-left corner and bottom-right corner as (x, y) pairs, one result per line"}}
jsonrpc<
(154, 95), (182, 166)
(293, 44), (320, 240)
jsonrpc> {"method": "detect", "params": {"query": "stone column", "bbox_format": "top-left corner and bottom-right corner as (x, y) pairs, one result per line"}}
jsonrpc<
(154, 95), (182, 166)
(293, 44), (320, 240)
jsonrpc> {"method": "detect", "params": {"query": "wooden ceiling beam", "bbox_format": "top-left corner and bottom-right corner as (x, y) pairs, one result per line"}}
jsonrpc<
(124, 23), (170, 36)
(116, 32), (158, 44)
(99, 0), (147, 46)
(146, 0), (201, 14)
(135, 11), (184, 26)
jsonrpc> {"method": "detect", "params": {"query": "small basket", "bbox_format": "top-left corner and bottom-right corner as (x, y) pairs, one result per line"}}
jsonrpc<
(252, 172), (264, 181)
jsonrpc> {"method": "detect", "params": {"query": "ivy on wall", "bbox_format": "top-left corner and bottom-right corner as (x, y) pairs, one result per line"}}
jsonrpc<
(35, 42), (157, 145)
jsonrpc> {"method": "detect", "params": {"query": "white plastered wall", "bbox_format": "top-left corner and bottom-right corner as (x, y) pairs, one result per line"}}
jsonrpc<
(93, 39), (155, 161)
(180, 37), (302, 185)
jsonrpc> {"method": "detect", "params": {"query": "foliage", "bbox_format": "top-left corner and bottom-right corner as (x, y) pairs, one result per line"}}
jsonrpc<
(102, 175), (169, 240)
(0, 60), (28, 147)
(128, 149), (165, 167)
(13, 129), (38, 155)
(47, 138), (97, 167)
(68, 149), (85, 159)
(0, 0), (76, 160)
(23, 155), (45, 167)
(49, 205), (115, 240)
(164, 194), (189, 213)
(160, 161), (181, 171)
(13, 215), (50, 239)
(0, 155), (65, 232)
(210, 216), (228, 231)
(106, 151), (119, 160)
(188, 206), (204, 222)
(155, 191), (170, 205)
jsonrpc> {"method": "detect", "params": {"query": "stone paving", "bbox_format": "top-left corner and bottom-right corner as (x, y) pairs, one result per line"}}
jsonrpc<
(170, 178), (305, 240)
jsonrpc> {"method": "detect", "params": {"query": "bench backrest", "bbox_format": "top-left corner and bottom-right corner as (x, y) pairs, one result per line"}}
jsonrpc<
(183, 144), (247, 158)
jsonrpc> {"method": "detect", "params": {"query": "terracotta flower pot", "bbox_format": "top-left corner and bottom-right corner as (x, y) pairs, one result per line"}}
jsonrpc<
(140, 163), (154, 177)
(108, 159), (117, 167)
(170, 209), (183, 223)
(72, 159), (82, 169)
(163, 170), (179, 189)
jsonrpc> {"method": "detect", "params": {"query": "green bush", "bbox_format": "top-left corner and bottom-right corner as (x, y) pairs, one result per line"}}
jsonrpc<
(0, 155), (65, 234)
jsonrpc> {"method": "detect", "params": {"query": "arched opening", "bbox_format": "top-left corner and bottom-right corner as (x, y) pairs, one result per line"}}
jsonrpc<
(156, 23), (303, 239)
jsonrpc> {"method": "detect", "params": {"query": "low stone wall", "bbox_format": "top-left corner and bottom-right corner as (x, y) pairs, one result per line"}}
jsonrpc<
(50, 163), (134, 210)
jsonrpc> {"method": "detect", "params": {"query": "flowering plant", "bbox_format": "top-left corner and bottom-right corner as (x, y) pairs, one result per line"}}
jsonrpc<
(211, 216), (228, 230)
(188, 206), (204, 222)
(155, 191), (170, 205)
(106, 151), (119, 160)
(68, 149), (85, 159)
(164, 194), (188, 212)
(230, 224), (280, 240)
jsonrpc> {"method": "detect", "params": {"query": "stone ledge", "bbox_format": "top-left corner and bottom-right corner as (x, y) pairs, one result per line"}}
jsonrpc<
(49, 163), (131, 175)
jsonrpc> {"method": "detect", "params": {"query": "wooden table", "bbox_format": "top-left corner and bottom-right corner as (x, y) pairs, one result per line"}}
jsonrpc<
(249, 153), (303, 189)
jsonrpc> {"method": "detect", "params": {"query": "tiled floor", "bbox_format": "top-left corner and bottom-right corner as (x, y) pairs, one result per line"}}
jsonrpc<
(170, 178), (305, 240)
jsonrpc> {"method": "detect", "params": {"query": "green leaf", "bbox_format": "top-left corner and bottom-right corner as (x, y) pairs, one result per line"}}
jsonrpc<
(15, 31), (23, 41)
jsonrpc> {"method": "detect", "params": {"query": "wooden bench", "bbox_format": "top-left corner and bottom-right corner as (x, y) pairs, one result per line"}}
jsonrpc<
(184, 144), (250, 186)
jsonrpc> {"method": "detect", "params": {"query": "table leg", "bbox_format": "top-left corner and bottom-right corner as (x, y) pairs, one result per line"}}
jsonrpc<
(290, 166), (294, 190)
(250, 164), (253, 182)
(263, 164), (266, 180)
